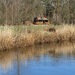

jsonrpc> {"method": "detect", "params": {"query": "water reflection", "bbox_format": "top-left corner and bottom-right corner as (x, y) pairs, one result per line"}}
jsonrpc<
(0, 42), (75, 75)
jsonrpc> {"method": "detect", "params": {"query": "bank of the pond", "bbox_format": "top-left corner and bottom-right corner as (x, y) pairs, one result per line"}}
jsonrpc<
(0, 25), (75, 50)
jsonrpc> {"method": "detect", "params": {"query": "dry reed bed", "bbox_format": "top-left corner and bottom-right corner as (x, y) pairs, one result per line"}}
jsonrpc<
(0, 25), (75, 50)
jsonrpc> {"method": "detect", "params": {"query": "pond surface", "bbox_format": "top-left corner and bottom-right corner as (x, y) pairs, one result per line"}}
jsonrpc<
(0, 42), (75, 75)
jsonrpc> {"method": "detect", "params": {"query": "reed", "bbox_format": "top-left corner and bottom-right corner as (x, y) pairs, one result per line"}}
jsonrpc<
(0, 25), (75, 50)
(56, 25), (75, 42)
(0, 26), (14, 50)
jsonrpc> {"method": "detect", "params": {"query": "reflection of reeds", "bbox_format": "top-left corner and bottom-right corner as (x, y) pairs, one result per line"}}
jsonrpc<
(0, 50), (16, 70)
(0, 42), (75, 71)
(0, 25), (75, 50)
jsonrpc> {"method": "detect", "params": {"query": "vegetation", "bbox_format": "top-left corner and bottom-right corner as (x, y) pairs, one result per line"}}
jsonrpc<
(0, 0), (75, 25)
(42, 0), (75, 24)
(0, 25), (75, 50)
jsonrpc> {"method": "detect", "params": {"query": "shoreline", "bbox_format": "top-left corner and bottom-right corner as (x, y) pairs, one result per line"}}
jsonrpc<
(0, 25), (75, 50)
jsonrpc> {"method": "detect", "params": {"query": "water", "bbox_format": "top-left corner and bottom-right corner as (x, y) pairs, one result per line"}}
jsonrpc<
(0, 42), (75, 75)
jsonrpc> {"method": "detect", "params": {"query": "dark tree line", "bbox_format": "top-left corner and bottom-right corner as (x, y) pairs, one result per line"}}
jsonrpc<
(0, 0), (75, 25)
(0, 0), (44, 25)
(42, 0), (75, 24)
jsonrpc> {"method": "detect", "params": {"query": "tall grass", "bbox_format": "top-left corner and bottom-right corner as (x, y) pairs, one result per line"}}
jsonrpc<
(0, 26), (15, 50)
(56, 25), (75, 42)
(0, 25), (75, 50)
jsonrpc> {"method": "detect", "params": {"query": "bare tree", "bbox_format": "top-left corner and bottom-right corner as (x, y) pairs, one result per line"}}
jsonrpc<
(0, 0), (75, 25)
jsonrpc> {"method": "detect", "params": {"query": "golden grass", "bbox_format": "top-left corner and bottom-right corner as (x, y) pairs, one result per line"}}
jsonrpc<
(56, 25), (75, 42)
(0, 25), (75, 50)
(0, 26), (15, 50)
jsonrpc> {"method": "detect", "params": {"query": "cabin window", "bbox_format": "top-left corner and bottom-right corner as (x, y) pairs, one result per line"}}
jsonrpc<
(38, 20), (43, 22)
(43, 20), (48, 22)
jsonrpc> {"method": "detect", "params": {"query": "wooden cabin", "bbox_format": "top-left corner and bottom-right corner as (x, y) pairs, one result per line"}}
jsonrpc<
(33, 16), (49, 25)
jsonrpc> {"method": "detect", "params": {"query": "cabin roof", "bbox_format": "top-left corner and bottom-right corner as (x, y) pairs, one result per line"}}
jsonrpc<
(42, 17), (48, 20)
(36, 16), (48, 20)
